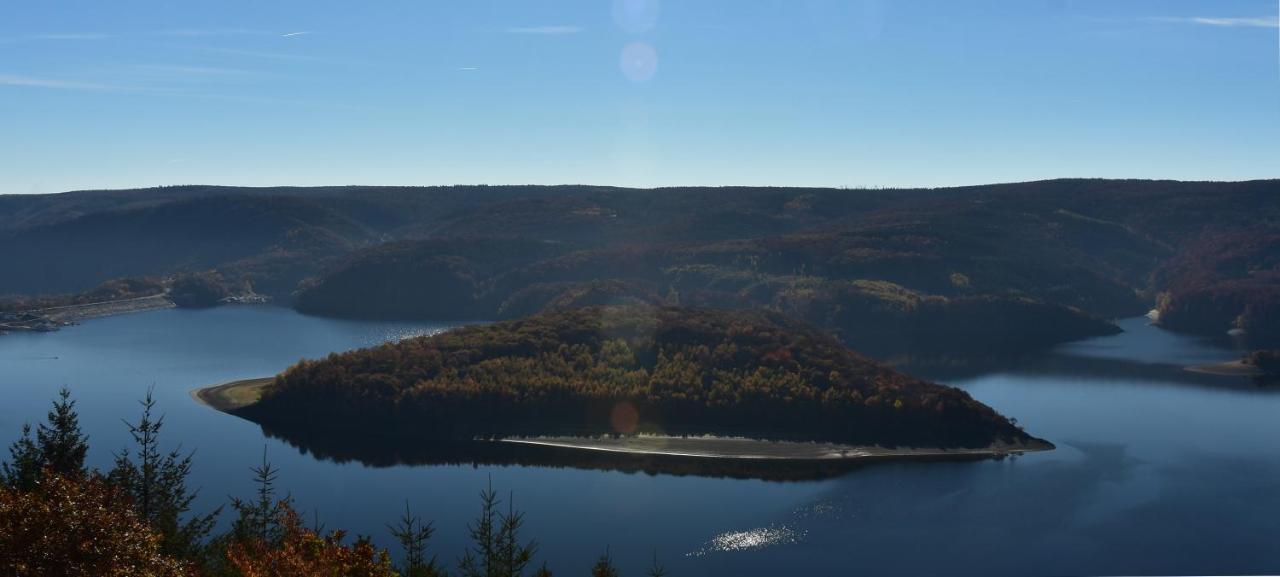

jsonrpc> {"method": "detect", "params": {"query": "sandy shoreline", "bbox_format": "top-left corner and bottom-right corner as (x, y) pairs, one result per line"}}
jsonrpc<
(190, 377), (274, 412)
(502, 435), (1051, 461)
(193, 377), (1053, 462)
(1184, 360), (1263, 377)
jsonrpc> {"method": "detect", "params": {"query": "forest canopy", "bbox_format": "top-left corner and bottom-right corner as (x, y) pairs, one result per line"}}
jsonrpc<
(245, 306), (1041, 449)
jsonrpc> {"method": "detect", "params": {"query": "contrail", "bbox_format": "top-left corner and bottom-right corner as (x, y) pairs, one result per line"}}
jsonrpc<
(281, 31), (311, 38)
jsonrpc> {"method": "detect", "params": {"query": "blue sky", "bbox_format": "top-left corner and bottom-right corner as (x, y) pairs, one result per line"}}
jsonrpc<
(1, 0), (1277, 193)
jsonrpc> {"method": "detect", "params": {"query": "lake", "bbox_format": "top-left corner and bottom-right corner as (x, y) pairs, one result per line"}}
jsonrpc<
(1, 307), (1277, 576)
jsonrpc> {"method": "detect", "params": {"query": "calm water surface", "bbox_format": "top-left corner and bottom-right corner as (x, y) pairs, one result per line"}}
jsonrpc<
(1, 308), (1277, 576)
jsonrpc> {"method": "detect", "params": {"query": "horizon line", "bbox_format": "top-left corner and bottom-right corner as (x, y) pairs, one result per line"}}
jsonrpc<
(8, 176), (1279, 197)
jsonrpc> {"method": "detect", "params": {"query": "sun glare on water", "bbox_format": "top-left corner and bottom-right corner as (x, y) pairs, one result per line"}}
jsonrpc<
(687, 525), (806, 557)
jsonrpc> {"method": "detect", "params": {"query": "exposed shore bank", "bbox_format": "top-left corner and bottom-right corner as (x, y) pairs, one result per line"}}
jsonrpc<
(503, 435), (1051, 461)
(193, 378), (1053, 462)
(41, 293), (176, 323)
(190, 377), (274, 411)
(1185, 360), (1263, 377)
(0, 293), (175, 334)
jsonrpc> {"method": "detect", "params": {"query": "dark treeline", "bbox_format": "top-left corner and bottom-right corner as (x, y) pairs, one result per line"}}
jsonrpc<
(0, 388), (670, 576)
(4, 179), (1278, 354)
(245, 306), (1038, 450)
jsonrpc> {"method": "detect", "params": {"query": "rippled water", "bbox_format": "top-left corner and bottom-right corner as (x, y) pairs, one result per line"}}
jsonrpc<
(1, 309), (1276, 576)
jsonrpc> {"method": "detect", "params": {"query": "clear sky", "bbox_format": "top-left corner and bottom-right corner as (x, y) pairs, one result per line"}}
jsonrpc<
(1, 0), (1278, 193)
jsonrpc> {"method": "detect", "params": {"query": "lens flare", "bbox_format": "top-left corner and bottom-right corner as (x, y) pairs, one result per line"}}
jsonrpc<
(612, 0), (661, 34)
(609, 401), (639, 434)
(619, 42), (658, 82)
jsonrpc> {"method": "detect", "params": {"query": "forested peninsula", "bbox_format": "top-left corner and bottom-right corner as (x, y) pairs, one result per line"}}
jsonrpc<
(235, 306), (1047, 451)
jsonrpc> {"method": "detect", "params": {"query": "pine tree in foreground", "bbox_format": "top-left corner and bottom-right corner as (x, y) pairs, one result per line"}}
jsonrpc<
(36, 387), (89, 478)
(0, 425), (41, 492)
(108, 388), (221, 564)
(227, 448), (292, 546)
(458, 479), (540, 577)
(590, 549), (619, 577)
(390, 500), (444, 577)
(1, 387), (89, 491)
(646, 550), (669, 577)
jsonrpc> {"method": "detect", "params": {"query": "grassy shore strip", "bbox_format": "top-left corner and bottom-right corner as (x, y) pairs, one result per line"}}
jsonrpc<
(503, 435), (1052, 461)
(191, 377), (274, 412)
(1185, 360), (1263, 377)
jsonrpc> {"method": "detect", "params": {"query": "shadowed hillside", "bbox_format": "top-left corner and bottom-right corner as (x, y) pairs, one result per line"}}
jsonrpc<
(3, 179), (1277, 351)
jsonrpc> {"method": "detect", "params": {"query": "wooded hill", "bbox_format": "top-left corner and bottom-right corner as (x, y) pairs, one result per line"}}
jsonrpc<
(242, 305), (1044, 449)
(3, 179), (1277, 350)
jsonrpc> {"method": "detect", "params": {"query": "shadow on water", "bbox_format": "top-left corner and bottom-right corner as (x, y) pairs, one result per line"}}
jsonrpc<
(901, 349), (1276, 391)
(251, 421), (1006, 482)
(894, 316), (1280, 388)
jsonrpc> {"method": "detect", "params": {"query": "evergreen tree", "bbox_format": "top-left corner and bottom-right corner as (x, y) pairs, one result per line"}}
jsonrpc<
(459, 480), (539, 577)
(389, 500), (444, 577)
(227, 447), (291, 545)
(458, 482), (498, 577)
(590, 549), (619, 577)
(2, 387), (88, 491)
(108, 389), (220, 562)
(646, 551), (668, 577)
(496, 491), (536, 577)
(1, 424), (41, 491)
(36, 387), (89, 479)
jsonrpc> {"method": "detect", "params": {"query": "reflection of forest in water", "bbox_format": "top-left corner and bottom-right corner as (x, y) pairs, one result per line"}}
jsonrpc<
(254, 422), (1009, 482)
(900, 347), (1269, 388)
(241, 317), (1277, 482)
(250, 341), (1276, 482)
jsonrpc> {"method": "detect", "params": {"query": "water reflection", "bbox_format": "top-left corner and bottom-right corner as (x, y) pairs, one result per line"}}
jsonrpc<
(687, 525), (806, 557)
(252, 420), (1008, 481)
(6, 307), (1280, 575)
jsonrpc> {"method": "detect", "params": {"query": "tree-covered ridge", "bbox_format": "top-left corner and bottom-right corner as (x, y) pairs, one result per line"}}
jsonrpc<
(250, 306), (1037, 449)
(4, 179), (1277, 347)
(1153, 230), (1280, 345)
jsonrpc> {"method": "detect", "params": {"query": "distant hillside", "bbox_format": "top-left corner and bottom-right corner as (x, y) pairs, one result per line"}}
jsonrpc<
(1153, 230), (1280, 344)
(3, 179), (1277, 348)
(0, 194), (374, 295)
(241, 306), (1044, 449)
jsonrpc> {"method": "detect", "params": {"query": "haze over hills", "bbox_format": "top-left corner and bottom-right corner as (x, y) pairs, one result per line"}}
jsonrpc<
(2, 179), (1278, 353)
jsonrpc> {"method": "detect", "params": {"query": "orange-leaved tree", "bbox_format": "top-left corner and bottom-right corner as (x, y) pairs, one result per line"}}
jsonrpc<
(0, 472), (193, 576)
(225, 500), (398, 577)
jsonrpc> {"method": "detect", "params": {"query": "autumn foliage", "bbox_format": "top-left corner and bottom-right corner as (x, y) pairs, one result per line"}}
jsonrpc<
(250, 305), (1035, 448)
(1154, 231), (1280, 344)
(225, 503), (397, 577)
(0, 473), (192, 577)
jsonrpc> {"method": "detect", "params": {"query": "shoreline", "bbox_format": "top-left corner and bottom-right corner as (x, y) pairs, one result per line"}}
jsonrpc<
(40, 293), (176, 323)
(191, 377), (274, 412)
(502, 435), (1051, 461)
(1, 293), (175, 335)
(1184, 359), (1263, 377)
(193, 377), (1053, 462)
